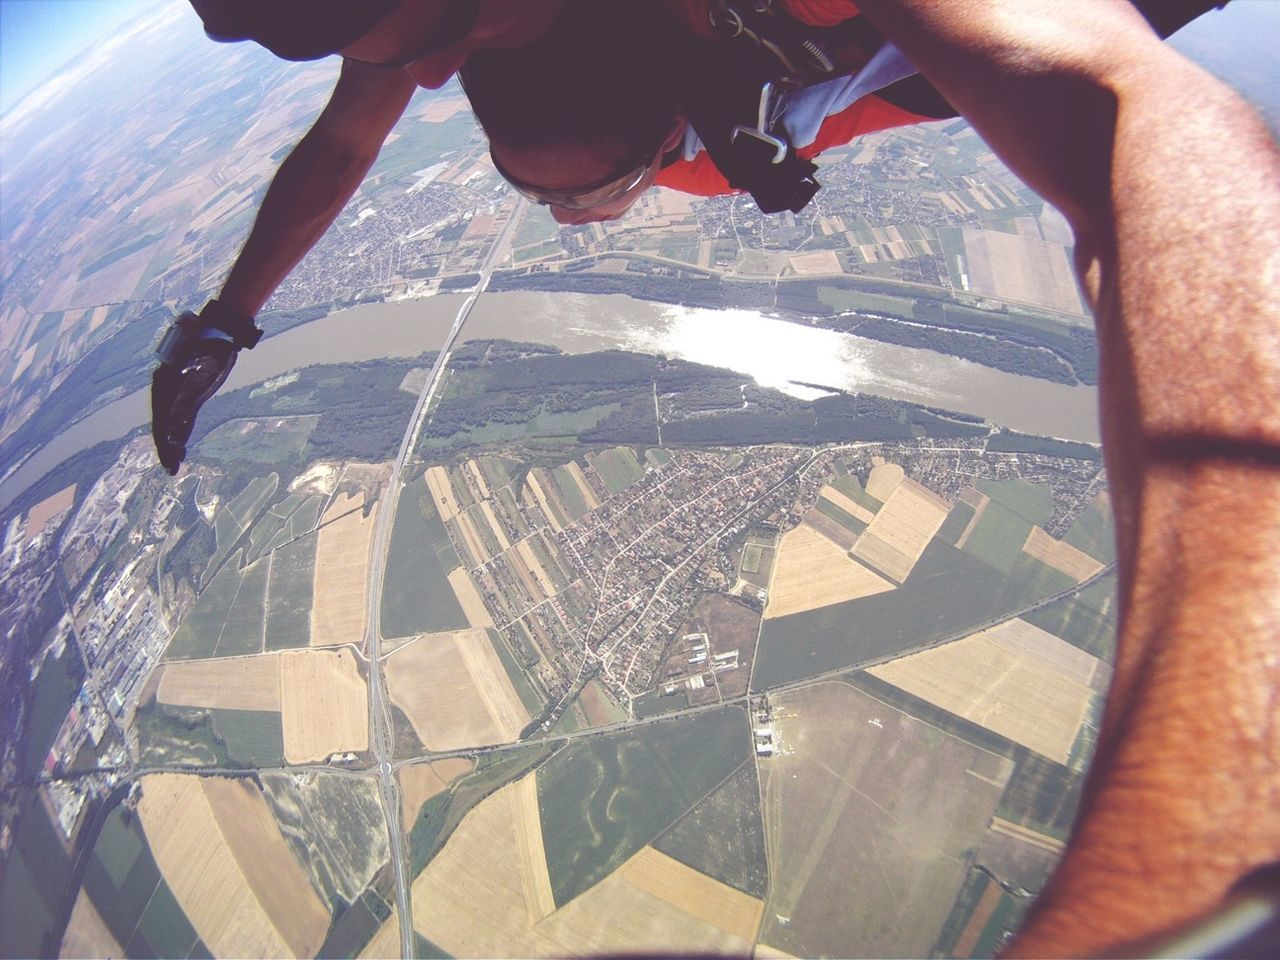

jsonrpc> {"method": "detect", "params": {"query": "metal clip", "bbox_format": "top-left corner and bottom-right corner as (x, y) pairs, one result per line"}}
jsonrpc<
(730, 82), (789, 164)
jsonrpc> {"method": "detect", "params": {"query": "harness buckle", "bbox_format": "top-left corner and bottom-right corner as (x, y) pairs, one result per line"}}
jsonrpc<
(730, 81), (788, 164)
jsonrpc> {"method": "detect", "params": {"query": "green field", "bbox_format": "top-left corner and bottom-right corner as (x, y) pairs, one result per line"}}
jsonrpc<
(513, 207), (561, 246)
(206, 475), (280, 583)
(20, 641), (84, 778)
(1023, 571), (1118, 661)
(246, 493), (306, 562)
(490, 628), (546, 717)
(754, 541), (1072, 689)
(653, 759), (768, 898)
(976, 477), (1053, 525)
(1064, 496), (1116, 564)
(380, 476), (467, 639)
(645, 448), (671, 468)
(317, 891), (389, 959)
(409, 744), (557, 877)
(959, 500), (1034, 574)
(80, 803), (202, 959)
(166, 553), (246, 660)
(196, 416), (318, 464)
(829, 472), (883, 512)
(815, 495), (867, 535)
(741, 543), (763, 575)
(244, 492), (321, 564)
(265, 532), (317, 650)
(136, 700), (229, 767)
(589, 446), (645, 495)
(550, 465), (590, 520)
(936, 500), (976, 546)
(537, 705), (750, 906)
(817, 286), (917, 316)
(131, 878), (202, 958)
(212, 708), (285, 766)
(0, 794), (73, 957)
(213, 557), (268, 657)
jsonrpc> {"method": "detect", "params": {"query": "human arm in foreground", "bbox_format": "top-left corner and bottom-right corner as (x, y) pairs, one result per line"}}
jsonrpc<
(216, 58), (417, 316)
(151, 59), (415, 472)
(850, 1), (1280, 954)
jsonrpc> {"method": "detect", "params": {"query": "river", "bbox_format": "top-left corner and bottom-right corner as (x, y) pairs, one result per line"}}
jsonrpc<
(0, 291), (1098, 512)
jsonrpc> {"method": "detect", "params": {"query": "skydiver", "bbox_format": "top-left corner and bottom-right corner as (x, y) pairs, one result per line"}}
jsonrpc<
(151, 0), (562, 474)
(465, 0), (1227, 224)
(149, 2), (1280, 950)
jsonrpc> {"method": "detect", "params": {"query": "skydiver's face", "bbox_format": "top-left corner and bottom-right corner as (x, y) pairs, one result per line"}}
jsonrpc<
(342, 0), (563, 89)
(488, 121), (686, 225)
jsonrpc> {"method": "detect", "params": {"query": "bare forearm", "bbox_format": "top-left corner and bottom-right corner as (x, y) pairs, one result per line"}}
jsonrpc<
(853, 1), (1280, 954)
(217, 133), (379, 316)
(216, 59), (416, 317)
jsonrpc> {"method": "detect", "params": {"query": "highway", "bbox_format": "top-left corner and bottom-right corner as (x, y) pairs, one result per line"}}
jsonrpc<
(363, 199), (527, 960)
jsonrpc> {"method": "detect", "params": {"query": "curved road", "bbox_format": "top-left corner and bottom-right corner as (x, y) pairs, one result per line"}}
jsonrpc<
(363, 199), (527, 959)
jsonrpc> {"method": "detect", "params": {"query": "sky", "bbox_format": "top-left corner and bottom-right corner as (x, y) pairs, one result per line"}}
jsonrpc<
(0, 0), (161, 114)
(1, 0), (1276, 119)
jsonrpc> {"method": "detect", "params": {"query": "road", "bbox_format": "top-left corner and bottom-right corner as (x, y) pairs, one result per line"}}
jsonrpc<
(363, 199), (527, 960)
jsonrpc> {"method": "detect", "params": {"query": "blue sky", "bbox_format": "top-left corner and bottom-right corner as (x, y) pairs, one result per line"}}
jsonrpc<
(0, 0), (160, 114)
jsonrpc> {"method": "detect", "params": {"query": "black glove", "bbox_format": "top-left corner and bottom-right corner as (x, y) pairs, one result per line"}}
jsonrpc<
(151, 301), (262, 475)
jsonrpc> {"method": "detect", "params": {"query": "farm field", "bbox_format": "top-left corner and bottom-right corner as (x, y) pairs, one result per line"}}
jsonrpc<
(156, 654), (281, 711)
(384, 628), (530, 751)
(410, 772), (762, 956)
(280, 649), (369, 762)
(960, 226), (1084, 315)
(198, 416), (319, 465)
(1023, 572), (1118, 660)
(653, 759), (768, 898)
(214, 557), (268, 656)
(758, 681), (1012, 958)
(136, 773), (326, 957)
(163, 552), (249, 660)
(1022, 525), (1105, 582)
(588, 446), (645, 495)
(246, 492), (321, 563)
(850, 476), (951, 582)
(764, 522), (894, 619)
(1064, 492), (1116, 564)
(537, 706), (750, 907)
(867, 617), (1108, 763)
(207, 474), (279, 582)
(380, 476), (467, 638)
(264, 532), (317, 649)
(259, 771), (390, 910)
(755, 540), (1024, 689)
(212, 708), (286, 766)
(201, 776), (330, 957)
(400, 759), (475, 832)
(847, 671), (1087, 839)
(311, 491), (377, 647)
(1, 793), (76, 956)
(63, 803), (202, 959)
(408, 745), (557, 877)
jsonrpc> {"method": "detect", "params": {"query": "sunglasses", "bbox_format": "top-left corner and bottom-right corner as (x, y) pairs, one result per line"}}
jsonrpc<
(489, 147), (657, 211)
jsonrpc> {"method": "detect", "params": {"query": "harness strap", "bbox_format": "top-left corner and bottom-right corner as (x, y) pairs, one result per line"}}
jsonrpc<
(677, 0), (899, 214)
(677, 20), (823, 213)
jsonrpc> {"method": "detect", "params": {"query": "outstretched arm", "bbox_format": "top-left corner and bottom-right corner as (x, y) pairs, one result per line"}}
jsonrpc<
(852, 1), (1280, 954)
(217, 58), (417, 316)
